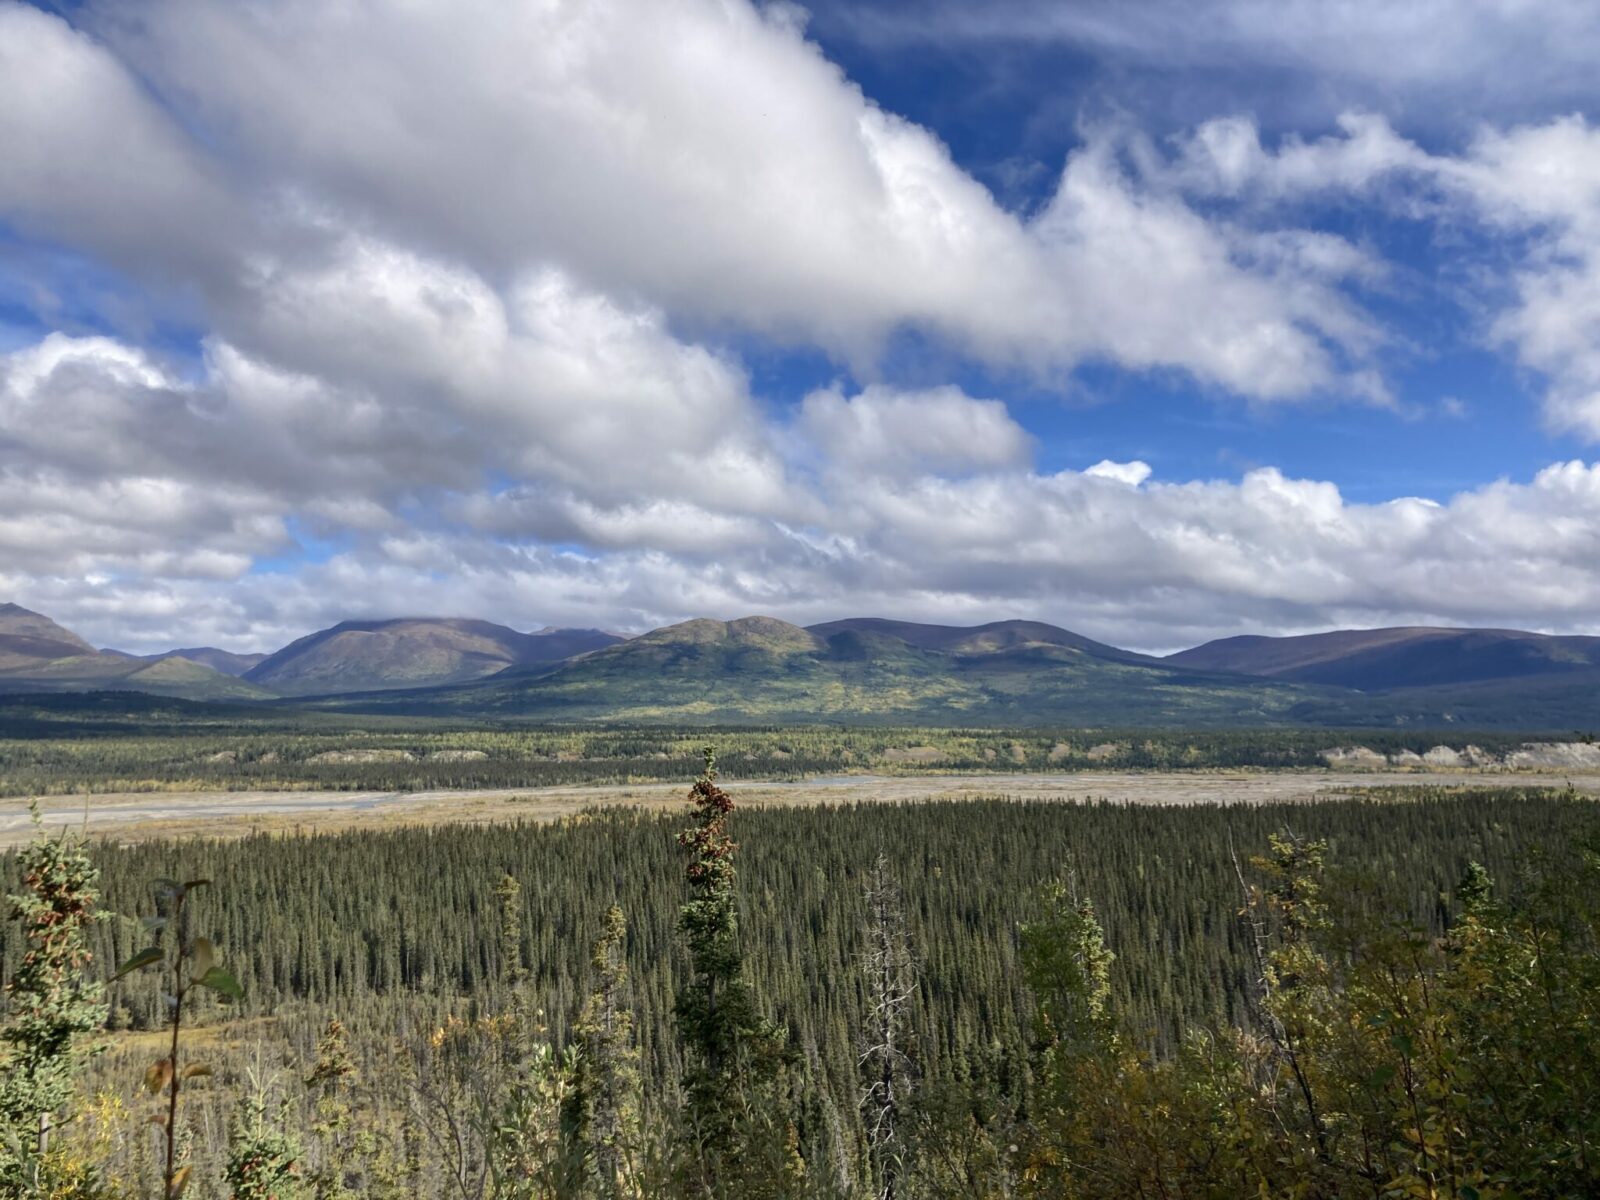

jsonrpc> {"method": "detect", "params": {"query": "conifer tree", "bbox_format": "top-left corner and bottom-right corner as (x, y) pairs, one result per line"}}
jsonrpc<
(1019, 875), (1114, 1056)
(0, 804), (109, 1194)
(495, 874), (528, 992)
(575, 904), (639, 1197)
(674, 748), (799, 1197)
(224, 1061), (301, 1200)
(305, 1019), (358, 1200)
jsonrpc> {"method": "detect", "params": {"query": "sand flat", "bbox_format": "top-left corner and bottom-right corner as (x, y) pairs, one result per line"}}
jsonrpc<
(4, 769), (1598, 847)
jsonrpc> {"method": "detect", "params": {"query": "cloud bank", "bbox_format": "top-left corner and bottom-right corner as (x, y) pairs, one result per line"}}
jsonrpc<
(1, 0), (1599, 652)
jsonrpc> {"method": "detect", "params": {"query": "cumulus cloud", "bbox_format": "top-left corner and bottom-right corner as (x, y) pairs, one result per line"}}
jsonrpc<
(1155, 112), (1600, 439)
(0, 3), (240, 288)
(799, 385), (1033, 476)
(14, 454), (1600, 655)
(11, 0), (1377, 400)
(5, 0), (1600, 654)
(1085, 460), (1152, 486)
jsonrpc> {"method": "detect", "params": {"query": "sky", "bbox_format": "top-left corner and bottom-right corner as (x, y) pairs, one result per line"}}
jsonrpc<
(3, 0), (1600, 654)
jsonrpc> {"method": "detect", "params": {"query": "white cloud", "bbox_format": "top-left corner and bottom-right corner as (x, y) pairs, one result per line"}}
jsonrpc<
(1085, 460), (1152, 486)
(0, 3), (240, 288)
(5, 0), (1600, 655)
(18, 0), (1379, 400)
(1156, 112), (1600, 438)
(1165, 112), (1431, 199)
(15, 455), (1600, 655)
(799, 385), (1033, 476)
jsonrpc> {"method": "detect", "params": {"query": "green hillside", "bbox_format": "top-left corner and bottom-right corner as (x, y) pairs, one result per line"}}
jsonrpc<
(317, 615), (1327, 725)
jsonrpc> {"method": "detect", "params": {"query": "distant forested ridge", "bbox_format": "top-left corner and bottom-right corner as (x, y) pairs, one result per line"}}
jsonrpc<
(0, 710), (1579, 797)
(2, 785), (1597, 1195)
(10, 604), (1600, 727)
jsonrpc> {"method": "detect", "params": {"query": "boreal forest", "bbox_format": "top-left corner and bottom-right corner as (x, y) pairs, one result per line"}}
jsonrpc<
(2, 752), (1597, 1198)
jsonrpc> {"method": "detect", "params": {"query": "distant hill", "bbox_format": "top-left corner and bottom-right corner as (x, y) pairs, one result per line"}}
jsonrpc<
(244, 617), (623, 695)
(100, 646), (269, 676)
(1167, 627), (1600, 691)
(0, 602), (95, 670)
(317, 615), (1323, 725)
(807, 617), (1161, 664)
(163, 647), (269, 677)
(8, 601), (1600, 727)
(0, 603), (275, 701)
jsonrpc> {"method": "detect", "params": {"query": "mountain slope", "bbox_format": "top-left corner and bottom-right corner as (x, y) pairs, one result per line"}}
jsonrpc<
(1168, 627), (1600, 691)
(0, 604), (274, 700)
(244, 617), (622, 695)
(164, 647), (269, 676)
(319, 615), (1324, 725)
(0, 649), (275, 700)
(807, 617), (1161, 664)
(0, 603), (96, 670)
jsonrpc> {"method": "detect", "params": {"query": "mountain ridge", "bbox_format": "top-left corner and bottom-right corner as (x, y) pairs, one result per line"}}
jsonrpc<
(4, 603), (1600, 726)
(1167, 626), (1600, 691)
(243, 616), (623, 695)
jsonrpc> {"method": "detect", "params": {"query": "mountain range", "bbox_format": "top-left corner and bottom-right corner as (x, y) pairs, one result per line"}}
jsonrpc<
(2, 602), (1599, 728)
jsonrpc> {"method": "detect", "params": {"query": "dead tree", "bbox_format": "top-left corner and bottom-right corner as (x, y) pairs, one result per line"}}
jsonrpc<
(858, 852), (918, 1200)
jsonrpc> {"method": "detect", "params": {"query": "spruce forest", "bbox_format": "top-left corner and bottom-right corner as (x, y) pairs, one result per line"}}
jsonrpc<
(2, 753), (1598, 1198)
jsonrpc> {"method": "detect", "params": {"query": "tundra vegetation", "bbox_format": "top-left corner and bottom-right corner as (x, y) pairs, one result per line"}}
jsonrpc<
(0, 762), (1597, 1197)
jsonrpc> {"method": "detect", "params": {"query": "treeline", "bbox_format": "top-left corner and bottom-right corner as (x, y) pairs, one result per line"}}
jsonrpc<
(2, 782), (1597, 1195)
(0, 721), (1559, 796)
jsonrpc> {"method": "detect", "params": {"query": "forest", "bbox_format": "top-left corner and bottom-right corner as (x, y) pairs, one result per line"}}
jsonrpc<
(1, 765), (1597, 1197)
(0, 708), (1566, 797)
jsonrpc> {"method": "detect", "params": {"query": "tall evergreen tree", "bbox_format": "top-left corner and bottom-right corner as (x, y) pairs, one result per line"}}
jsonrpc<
(673, 749), (799, 1197)
(575, 904), (639, 1198)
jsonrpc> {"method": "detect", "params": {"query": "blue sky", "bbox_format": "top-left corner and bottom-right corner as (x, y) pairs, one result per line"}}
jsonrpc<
(4, 0), (1600, 653)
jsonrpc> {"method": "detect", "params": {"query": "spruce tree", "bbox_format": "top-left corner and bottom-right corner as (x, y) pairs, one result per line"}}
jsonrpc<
(674, 748), (798, 1197)
(224, 1061), (301, 1200)
(575, 904), (639, 1197)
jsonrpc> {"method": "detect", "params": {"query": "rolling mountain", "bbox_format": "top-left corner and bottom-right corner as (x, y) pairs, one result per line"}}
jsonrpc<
(0, 605), (274, 700)
(0, 602), (95, 670)
(318, 615), (1323, 725)
(163, 647), (269, 676)
(244, 617), (623, 695)
(7, 601), (1600, 726)
(807, 617), (1161, 664)
(1167, 627), (1600, 692)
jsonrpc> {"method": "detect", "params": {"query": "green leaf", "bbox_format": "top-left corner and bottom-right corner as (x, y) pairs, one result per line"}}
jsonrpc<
(196, 965), (243, 1000)
(140, 915), (168, 933)
(112, 946), (164, 981)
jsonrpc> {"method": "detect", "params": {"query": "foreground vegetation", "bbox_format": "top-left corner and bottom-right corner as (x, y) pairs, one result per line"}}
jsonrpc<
(1, 778), (1597, 1196)
(0, 707), (1564, 798)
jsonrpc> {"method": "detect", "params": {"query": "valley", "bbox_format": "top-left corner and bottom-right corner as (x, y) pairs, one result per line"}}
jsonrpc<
(9, 766), (1599, 847)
